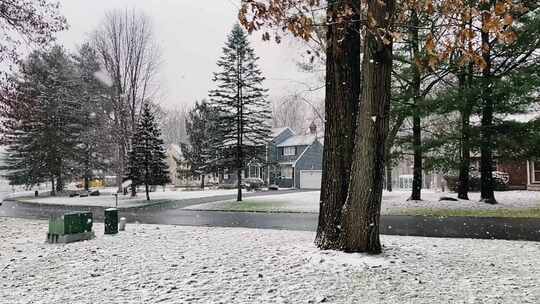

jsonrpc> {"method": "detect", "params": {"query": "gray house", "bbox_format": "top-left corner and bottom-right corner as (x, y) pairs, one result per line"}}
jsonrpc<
(220, 123), (324, 189)
(268, 123), (323, 189)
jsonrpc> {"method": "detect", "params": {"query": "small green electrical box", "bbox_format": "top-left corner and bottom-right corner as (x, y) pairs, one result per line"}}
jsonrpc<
(47, 211), (94, 243)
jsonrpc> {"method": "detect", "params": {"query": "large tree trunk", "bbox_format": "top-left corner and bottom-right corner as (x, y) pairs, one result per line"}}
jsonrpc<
(457, 69), (472, 200)
(201, 174), (205, 189)
(458, 108), (472, 200)
(340, 0), (394, 253)
(479, 2), (497, 204)
(315, 0), (361, 250)
(411, 112), (422, 200)
(409, 10), (422, 201)
(145, 182), (150, 201)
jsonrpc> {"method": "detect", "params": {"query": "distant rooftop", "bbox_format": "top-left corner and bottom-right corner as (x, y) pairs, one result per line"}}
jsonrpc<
(276, 134), (317, 147)
(271, 127), (294, 139)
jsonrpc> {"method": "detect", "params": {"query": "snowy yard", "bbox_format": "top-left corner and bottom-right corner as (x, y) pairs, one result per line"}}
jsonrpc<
(186, 190), (540, 214)
(15, 189), (238, 209)
(1, 217), (539, 303)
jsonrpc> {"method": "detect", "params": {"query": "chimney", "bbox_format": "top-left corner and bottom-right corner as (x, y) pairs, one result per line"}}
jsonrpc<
(309, 121), (317, 135)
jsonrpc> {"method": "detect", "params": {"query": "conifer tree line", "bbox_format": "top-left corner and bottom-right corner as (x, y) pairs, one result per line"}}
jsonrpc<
(183, 24), (271, 201)
(0, 44), (169, 195)
(0, 45), (111, 194)
(0, 9), (171, 197)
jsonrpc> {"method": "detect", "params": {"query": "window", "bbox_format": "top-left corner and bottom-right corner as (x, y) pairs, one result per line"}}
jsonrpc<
(248, 166), (260, 178)
(399, 175), (413, 189)
(283, 147), (295, 156)
(281, 165), (293, 178)
(533, 161), (540, 183)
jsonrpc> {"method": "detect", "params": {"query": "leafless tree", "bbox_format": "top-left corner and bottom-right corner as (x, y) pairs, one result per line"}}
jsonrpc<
(272, 93), (324, 135)
(158, 105), (188, 146)
(92, 8), (161, 191)
(272, 95), (308, 133)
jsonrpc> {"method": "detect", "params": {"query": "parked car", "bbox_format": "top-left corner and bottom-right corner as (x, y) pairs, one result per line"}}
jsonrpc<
(243, 178), (265, 191)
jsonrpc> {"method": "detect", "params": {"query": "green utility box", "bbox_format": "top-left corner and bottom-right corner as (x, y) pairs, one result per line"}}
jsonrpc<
(47, 211), (95, 243)
(104, 208), (118, 235)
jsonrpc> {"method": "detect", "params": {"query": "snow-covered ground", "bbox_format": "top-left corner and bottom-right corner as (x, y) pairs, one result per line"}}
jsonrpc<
(1, 217), (539, 303)
(15, 189), (238, 209)
(186, 190), (540, 213)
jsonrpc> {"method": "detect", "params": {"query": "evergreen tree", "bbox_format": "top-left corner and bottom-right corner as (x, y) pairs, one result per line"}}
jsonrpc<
(209, 24), (271, 202)
(183, 99), (219, 189)
(73, 43), (114, 190)
(1, 46), (82, 195)
(126, 103), (170, 200)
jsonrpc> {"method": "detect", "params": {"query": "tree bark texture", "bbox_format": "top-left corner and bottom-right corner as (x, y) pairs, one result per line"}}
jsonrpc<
(315, 0), (361, 250)
(479, 2), (497, 204)
(457, 68), (472, 200)
(409, 10), (422, 201)
(339, 0), (394, 253)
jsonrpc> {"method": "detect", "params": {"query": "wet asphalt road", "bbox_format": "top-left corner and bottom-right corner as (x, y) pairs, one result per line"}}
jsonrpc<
(2, 191), (540, 241)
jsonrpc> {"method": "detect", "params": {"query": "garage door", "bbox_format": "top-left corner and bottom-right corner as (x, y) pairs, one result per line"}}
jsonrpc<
(300, 170), (322, 189)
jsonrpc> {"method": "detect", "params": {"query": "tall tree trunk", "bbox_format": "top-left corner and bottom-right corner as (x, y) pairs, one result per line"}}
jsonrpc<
(201, 174), (205, 189)
(409, 10), (422, 201)
(411, 112), (422, 199)
(56, 174), (64, 193)
(51, 177), (56, 197)
(385, 114), (406, 193)
(385, 163), (393, 192)
(236, 46), (243, 202)
(84, 175), (90, 191)
(237, 168), (242, 201)
(457, 67), (472, 200)
(340, 0), (394, 253)
(315, 0), (361, 250)
(457, 18), (475, 200)
(130, 184), (136, 197)
(116, 142), (126, 193)
(479, 1), (497, 204)
(145, 182), (150, 201)
(458, 108), (472, 200)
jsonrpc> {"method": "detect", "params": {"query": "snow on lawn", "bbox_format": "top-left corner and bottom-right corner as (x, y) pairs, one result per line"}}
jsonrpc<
(187, 190), (540, 213)
(185, 191), (321, 213)
(16, 189), (238, 209)
(1, 217), (539, 303)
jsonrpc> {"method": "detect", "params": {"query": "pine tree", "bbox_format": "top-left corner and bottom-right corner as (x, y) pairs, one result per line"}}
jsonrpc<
(1, 46), (83, 195)
(183, 99), (219, 189)
(126, 103), (170, 200)
(209, 24), (271, 202)
(73, 43), (113, 190)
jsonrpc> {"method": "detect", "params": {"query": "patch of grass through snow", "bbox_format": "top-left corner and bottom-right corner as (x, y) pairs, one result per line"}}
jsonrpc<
(209, 200), (289, 212)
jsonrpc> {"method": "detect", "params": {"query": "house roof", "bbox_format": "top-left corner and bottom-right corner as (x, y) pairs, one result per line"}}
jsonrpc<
(271, 127), (294, 139)
(276, 134), (317, 147)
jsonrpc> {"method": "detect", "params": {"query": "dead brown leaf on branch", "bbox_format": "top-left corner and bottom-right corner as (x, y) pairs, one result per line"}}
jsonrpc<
(238, 0), (529, 71)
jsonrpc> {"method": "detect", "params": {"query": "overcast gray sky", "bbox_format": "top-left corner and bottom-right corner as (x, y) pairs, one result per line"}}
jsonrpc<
(56, 0), (322, 110)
